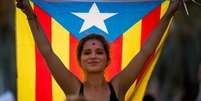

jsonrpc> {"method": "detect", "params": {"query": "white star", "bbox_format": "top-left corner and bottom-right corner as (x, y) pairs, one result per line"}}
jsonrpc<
(72, 3), (117, 33)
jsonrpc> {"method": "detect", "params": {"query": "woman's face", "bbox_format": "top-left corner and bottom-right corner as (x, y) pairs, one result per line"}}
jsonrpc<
(80, 39), (107, 73)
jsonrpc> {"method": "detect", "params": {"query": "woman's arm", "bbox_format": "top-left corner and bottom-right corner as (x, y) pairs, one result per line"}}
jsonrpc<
(111, 0), (181, 96)
(16, 0), (81, 95)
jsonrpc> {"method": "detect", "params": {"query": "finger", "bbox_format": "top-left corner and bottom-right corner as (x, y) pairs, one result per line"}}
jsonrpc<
(16, 2), (26, 9)
(16, 2), (23, 8)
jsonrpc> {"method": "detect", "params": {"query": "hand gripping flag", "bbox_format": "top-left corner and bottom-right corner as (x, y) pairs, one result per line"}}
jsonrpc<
(16, 0), (171, 101)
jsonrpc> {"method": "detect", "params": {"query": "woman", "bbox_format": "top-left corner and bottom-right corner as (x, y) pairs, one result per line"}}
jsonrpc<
(16, 0), (181, 101)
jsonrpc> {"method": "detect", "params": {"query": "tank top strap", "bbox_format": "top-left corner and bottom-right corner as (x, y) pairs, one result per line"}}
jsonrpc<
(79, 82), (119, 101)
(79, 83), (84, 96)
(108, 82), (119, 101)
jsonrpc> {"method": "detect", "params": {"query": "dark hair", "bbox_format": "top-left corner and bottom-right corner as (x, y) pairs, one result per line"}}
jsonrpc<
(77, 33), (110, 66)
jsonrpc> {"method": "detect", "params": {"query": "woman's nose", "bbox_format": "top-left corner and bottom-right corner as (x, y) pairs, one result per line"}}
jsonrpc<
(90, 52), (96, 58)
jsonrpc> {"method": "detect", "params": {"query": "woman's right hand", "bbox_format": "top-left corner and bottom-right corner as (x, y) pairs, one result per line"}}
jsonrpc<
(16, 0), (33, 15)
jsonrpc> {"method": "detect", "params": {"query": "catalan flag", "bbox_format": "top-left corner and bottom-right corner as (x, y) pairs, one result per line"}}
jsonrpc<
(16, 0), (171, 101)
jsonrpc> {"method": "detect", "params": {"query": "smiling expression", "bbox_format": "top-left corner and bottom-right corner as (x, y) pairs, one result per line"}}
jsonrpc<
(80, 39), (108, 73)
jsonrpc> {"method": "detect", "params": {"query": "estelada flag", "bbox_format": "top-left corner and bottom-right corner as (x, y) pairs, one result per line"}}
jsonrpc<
(16, 0), (171, 101)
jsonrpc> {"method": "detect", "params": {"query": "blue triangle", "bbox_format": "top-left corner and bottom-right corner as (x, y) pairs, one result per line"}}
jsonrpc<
(32, 0), (163, 42)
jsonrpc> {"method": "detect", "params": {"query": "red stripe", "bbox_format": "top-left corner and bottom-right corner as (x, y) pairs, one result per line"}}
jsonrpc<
(105, 36), (122, 81)
(137, 6), (161, 84)
(141, 6), (161, 46)
(70, 34), (84, 81)
(34, 5), (52, 101)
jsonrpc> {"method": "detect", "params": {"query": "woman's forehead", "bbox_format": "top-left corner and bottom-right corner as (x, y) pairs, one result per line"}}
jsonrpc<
(83, 39), (103, 48)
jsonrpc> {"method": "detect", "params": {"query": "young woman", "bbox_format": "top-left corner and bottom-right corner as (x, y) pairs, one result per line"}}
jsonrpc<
(16, 0), (181, 101)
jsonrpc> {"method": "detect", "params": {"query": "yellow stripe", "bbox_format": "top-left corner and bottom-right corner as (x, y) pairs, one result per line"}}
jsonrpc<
(130, 47), (162, 101)
(160, 1), (170, 19)
(122, 21), (142, 101)
(125, 81), (138, 101)
(129, 2), (171, 101)
(52, 18), (70, 101)
(17, 2), (36, 101)
(156, 1), (170, 52)
(122, 21), (141, 69)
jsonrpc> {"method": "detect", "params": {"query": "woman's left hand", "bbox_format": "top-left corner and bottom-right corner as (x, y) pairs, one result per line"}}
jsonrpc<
(167, 0), (182, 15)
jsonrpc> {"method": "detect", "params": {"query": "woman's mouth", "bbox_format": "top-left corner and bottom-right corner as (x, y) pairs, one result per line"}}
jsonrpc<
(88, 61), (99, 65)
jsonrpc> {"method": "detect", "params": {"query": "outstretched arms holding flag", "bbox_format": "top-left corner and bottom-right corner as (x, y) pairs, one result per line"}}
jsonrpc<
(16, 0), (81, 95)
(17, 0), (181, 100)
(111, 0), (181, 97)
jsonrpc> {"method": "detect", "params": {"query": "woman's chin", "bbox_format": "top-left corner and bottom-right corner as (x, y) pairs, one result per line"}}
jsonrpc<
(86, 66), (104, 73)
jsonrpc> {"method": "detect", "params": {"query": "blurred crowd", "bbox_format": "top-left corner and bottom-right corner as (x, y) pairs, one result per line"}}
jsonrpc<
(145, 1), (201, 101)
(0, 0), (16, 100)
(0, 0), (201, 101)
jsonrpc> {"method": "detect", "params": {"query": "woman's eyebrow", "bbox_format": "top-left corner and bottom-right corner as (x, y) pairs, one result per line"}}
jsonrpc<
(83, 49), (91, 51)
(96, 48), (105, 51)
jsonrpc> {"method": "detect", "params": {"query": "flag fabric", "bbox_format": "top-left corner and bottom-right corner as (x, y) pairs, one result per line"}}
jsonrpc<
(16, 0), (171, 101)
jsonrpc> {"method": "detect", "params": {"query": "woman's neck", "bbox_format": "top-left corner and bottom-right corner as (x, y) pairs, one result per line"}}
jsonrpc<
(84, 73), (107, 88)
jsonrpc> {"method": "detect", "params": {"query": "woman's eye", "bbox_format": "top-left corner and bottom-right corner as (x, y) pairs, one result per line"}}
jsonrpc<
(83, 51), (91, 55)
(97, 51), (104, 54)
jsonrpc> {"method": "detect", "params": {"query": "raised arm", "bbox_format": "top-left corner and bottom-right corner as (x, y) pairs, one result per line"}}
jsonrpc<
(16, 0), (81, 95)
(111, 0), (181, 96)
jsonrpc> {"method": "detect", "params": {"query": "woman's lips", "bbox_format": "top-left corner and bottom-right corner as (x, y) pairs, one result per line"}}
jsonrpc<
(87, 61), (99, 65)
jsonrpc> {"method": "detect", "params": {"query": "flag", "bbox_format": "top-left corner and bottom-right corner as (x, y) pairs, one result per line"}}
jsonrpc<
(16, 0), (171, 101)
